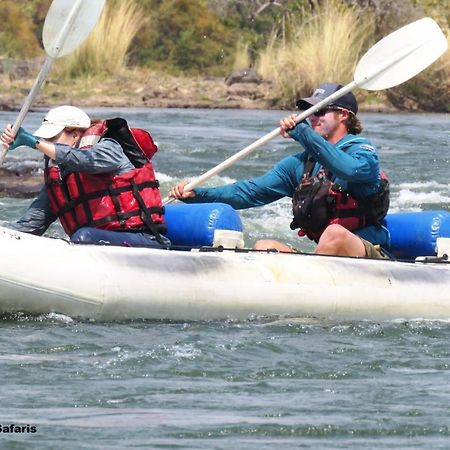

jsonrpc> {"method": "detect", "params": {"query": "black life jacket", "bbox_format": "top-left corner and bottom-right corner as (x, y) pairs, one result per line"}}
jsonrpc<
(290, 156), (390, 242)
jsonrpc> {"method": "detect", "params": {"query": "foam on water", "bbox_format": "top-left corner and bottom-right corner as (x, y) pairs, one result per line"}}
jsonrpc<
(389, 181), (450, 211)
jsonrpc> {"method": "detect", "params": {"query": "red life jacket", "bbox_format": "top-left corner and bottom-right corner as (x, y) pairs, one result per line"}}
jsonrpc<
(290, 157), (390, 242)
(45, 118), (166, 240)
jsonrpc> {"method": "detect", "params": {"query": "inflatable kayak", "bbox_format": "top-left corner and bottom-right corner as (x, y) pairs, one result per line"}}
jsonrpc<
(0, 204), (449, 321)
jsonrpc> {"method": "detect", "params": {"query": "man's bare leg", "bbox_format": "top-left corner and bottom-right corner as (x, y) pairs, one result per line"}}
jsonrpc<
(253, 239), (295, 252)
(315, 224), (366, 257)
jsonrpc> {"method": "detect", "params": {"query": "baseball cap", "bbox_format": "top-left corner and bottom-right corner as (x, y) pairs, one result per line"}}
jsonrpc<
(296, 83), (358, 114)
(34, 106), (91, 139)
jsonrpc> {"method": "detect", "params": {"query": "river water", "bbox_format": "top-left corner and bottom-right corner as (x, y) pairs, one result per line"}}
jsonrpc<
(0, 108), (449, 448)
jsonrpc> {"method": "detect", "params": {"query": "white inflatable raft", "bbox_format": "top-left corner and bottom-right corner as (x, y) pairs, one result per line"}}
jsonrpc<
(0, 204), (449, 321)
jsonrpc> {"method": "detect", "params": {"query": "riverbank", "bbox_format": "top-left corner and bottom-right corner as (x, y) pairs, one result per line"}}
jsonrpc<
(0, 65), (397, 112)
(0, 68), (275, 111)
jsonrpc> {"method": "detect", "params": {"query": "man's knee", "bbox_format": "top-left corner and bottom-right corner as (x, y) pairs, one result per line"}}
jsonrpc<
(316, 224), (365, 257)
(253, 239), (294, 252)
(320, 224), (348, 243)
(253, 239), (279, 250)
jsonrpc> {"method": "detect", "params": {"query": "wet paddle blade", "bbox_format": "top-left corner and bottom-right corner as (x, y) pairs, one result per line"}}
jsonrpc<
(43, 0), (106, 58)
(354, 17), (448, 90)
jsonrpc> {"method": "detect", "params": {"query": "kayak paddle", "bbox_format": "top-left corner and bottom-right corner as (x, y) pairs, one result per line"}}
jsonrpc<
(0, 0), (106, 166)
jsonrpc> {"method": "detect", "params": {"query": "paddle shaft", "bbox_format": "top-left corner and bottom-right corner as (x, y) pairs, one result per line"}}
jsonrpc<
(0, 58), (53, 165)
(0, 0), (85, 166)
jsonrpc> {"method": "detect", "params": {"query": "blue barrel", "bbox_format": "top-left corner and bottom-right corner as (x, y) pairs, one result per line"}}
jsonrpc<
(385, 210), (450, 259)
(164, 203), (243, 248)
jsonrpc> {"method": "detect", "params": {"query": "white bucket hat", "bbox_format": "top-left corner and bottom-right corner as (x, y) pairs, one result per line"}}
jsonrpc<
(34, 106), (91, 139)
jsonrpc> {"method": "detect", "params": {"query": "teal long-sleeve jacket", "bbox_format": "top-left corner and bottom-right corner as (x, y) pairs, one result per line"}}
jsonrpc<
(185, 122), (390, 247)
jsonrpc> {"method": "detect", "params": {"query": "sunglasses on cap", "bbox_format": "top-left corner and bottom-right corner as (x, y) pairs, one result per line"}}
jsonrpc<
(311, 106), (349, 117)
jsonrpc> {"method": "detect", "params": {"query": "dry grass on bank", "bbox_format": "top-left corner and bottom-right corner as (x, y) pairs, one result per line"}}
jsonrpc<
(255, 1), (375, 105)
(232, 39), (251, 70)
(54, 0), (146, 79)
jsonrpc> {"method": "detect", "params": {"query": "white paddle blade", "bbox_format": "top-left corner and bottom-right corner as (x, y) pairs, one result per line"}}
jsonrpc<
(354, 17), (448, 91)
(43, 0), (106, 58)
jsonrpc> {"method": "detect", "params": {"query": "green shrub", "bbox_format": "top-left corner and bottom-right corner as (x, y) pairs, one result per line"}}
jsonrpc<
(0, 1), (41, 57)
(136, 0), (235, 74)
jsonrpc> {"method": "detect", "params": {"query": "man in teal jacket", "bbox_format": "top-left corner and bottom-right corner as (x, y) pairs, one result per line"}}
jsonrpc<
(169, 83), (390, 258)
